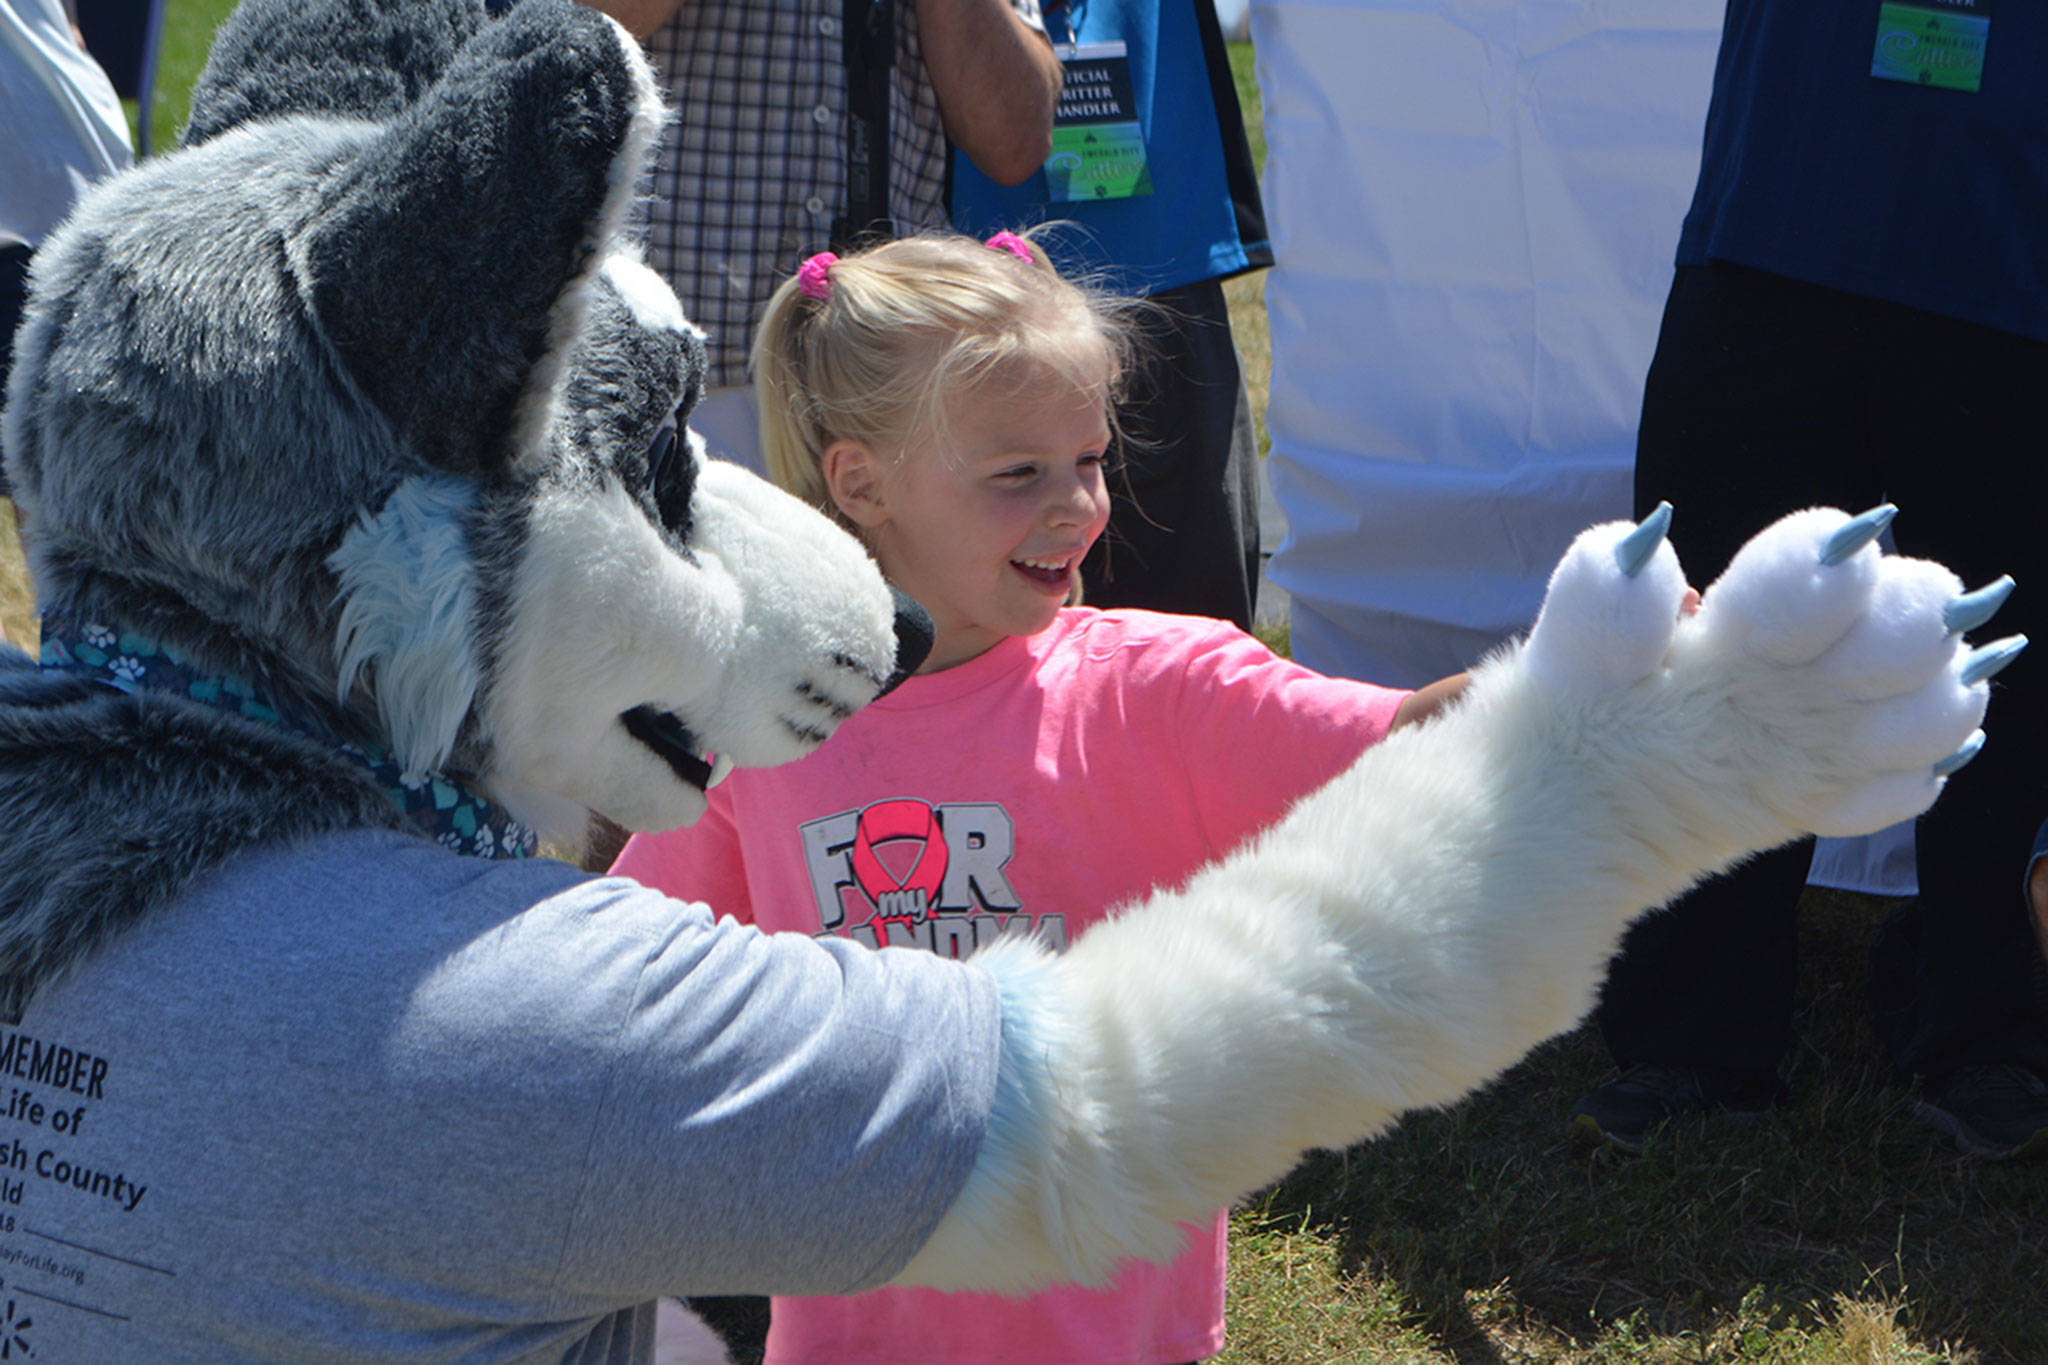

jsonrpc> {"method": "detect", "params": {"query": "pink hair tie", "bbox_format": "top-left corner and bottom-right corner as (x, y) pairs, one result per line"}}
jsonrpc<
(797, 251), (838, 302)
(986, 231), (1034, 265)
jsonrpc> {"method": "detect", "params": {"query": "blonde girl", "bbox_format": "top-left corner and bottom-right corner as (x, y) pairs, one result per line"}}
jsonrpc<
(617, 231), (1456, 1365)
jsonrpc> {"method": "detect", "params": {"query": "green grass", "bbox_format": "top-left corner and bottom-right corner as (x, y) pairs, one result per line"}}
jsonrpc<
(1223, 41), (1272, 459)
(1219, 890), (2045, 1363)
(9, 14), (2044, 1363)
(134, 0), (235, 150)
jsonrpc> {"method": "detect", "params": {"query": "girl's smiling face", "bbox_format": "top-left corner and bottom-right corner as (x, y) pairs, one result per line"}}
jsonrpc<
(828, 358), (1114, 673)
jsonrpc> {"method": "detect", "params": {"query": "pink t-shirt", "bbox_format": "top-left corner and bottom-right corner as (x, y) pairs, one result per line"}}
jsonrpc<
(615, 608), (1408, 1365)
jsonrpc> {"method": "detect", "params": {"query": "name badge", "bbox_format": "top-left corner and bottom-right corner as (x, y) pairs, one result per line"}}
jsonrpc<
(1872, 0), (1991, 92)
(1044, 41), (1152, 202)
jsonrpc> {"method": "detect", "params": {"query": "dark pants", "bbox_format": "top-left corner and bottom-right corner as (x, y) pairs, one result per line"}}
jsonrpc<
(1596, 261), (2048, 1088)
(1081, 276), (1261, 632)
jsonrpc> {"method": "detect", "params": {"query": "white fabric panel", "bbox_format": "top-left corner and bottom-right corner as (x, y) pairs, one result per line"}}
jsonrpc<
(1, 0), (133, 247)
(1252, 0), (1719, 688)
(1249, 0), (1915, 893)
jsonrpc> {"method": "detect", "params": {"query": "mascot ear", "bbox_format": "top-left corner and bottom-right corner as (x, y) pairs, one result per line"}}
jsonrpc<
(183, 0), (489, 146)
(298, 0), (664, 474)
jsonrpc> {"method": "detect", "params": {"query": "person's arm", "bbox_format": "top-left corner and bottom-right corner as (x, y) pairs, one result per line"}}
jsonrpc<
(1390, 672), (1470, 730)
(581, 0), (684, 42)
(918, 0), (1062, 185)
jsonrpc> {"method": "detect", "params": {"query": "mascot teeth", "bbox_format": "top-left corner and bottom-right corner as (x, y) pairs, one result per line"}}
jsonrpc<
(620, 705), (725, 792)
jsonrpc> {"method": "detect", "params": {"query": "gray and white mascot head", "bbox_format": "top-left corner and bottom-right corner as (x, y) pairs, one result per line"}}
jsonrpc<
(3, 0), (928, 999)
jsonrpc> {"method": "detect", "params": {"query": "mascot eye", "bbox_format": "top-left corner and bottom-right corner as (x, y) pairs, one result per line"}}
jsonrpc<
(646, 414), (678, 487)
(646, 399), (695, 537)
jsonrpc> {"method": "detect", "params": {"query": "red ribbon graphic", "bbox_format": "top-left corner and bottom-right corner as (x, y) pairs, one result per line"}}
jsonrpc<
(849, 799), (949, 907)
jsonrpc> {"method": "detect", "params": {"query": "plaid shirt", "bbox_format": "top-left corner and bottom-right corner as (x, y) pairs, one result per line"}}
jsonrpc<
(642, 0), (1045, 387)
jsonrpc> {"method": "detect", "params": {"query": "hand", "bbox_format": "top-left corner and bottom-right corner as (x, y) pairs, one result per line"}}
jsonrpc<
(1390, 672), (1470, 730)
(577, 0), (685, 42)
(1524, 502), (2019, 842)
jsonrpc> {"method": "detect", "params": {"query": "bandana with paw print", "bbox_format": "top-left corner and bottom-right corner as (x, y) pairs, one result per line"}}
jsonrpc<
(37, 614), (538, 861)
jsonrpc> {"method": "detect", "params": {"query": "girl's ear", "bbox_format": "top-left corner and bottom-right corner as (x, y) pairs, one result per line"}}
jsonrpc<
(823, 439), (891, 528)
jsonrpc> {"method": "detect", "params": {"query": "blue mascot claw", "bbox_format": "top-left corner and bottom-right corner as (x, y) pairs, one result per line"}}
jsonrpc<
(1612, 501), (1673, 579)
(1959, 635), (2028, 687)
(1818, 504), (1897, 566)
(1943, 576), (2016, 636)
(1932, 729), (1987, 778)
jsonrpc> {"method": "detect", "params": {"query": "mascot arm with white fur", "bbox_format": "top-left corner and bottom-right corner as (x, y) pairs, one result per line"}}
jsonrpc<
(0, 0), (2012, 1353)
(901, 502), (2009, 1290)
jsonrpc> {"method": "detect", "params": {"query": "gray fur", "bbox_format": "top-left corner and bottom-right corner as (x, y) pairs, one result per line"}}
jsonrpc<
(299, 3), (655, 475)
(183, 0), (486, 145)
(6, 121), (409, 740)
(0, 649), (406, 1012)
(556, 277), (706, 546)
(0, 0), (892, 1005)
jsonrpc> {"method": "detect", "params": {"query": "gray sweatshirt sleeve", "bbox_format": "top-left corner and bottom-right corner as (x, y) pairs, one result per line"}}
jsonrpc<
(394, 865), (1006, 1305)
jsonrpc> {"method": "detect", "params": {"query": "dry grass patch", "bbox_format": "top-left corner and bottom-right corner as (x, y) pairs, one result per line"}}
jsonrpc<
(1, 501), (34, 649)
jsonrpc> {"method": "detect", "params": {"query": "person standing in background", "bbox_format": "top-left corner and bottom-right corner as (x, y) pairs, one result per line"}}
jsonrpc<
(1572, 0), (2048, 1160)
(2, 0), (133, 496)
(585, 0), (1062, 474)
(953, 0), (1270, 629)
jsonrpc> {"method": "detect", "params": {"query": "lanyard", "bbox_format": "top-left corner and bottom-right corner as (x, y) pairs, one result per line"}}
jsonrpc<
(834, 0), (896, 249)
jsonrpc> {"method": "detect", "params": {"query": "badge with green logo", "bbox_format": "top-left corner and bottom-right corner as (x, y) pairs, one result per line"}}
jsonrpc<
(1045, 41), (1152, 202)
(1872, 0), (1990, 92)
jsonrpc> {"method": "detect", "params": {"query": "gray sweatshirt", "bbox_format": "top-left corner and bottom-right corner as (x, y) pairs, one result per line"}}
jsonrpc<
(4, 828), (999, 1362)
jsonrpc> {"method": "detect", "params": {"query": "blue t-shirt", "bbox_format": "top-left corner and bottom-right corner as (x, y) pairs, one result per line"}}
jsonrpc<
(951, 0), (1271, 296)
(1678, 0), (2048, 341)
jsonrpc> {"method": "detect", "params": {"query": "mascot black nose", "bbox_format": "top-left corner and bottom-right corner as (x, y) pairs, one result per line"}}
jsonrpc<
(879, 589), (933, 697)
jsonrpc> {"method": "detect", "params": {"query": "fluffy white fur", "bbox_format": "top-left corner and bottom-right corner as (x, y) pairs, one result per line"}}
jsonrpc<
(896, 507), (1989, 1293)
(601, 250), (693, 336)
(331, 474), (485, 781)
(483, 458), (901, 838)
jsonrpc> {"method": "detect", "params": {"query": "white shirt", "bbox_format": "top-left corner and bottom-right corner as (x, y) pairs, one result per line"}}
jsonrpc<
(0, 0), (132, 248)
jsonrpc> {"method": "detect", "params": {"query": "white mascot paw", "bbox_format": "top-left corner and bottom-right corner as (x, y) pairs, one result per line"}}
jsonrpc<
(1522, 502), (1688, 693)
(1530, 503), (2019, 847)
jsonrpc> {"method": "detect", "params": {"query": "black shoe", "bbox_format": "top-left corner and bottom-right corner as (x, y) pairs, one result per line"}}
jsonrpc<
(1570, 1064), (1771, 1154)
(1915, 1063), (2048, 1160)
(1571, 1065), (1714, 1153)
